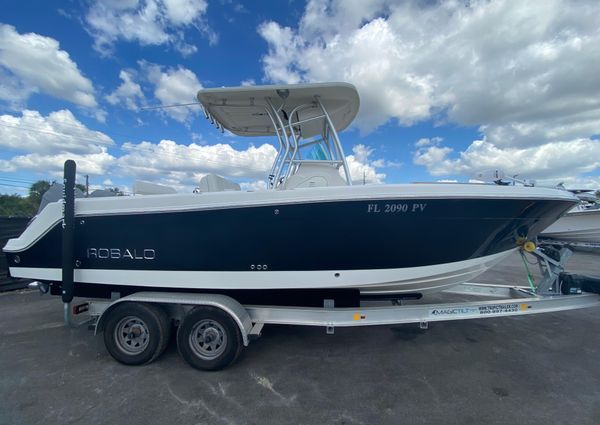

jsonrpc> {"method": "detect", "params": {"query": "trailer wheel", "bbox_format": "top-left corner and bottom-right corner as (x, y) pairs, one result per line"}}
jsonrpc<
(103, 303), (171, 366)
(176, 306), (242, 371)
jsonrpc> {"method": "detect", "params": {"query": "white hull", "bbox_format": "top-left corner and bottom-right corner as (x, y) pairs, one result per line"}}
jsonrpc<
(9, 249), (514, 295)
(541, 209), (600, 243)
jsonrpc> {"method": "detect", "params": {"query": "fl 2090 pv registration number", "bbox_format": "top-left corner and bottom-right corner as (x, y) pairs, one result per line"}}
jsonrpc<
(366, 203), (427, 214)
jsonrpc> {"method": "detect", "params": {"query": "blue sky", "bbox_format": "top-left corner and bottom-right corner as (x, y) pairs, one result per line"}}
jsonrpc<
(1, 0), (599, 195)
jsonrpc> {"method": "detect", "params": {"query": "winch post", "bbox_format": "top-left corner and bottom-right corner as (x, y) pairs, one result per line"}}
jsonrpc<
(62, 160), (76, 325)
(529, 245), (572, 295)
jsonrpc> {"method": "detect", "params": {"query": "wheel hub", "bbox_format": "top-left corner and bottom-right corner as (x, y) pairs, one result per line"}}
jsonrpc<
(114, 316), (150, 355)
(189, 320), (228, 359)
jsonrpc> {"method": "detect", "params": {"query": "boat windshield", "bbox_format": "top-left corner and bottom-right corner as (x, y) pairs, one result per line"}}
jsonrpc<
(303, 143), (330, 161)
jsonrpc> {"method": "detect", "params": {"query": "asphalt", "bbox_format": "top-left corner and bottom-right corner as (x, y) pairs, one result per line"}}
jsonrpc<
(1, 251), (599, 425)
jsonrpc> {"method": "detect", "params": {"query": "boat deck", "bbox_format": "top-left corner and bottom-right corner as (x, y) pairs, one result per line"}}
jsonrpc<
(1, 251), (599, 425)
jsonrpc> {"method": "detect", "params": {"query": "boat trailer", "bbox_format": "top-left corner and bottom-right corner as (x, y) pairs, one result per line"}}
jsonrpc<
(55, 253), (600, 370)
(53, 243), (600, 371)
(45, 160), (600, 370)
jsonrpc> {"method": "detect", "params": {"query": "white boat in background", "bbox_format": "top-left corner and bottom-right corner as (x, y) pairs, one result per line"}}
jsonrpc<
(540, 189), (600, 252)
(541, 203), (600, 245)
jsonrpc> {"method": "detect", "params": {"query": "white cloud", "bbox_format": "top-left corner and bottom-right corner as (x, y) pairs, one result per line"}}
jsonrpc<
(105, 70), (145, 110)
(344, 144), (386, 184)
(0, 109), (116, 177)
(258, 12), (440, 131)
(0, 67), (31, 108)
(414, 138), (600, 181)
(258, 0), (600, 143)
(0, 149), (115, 177)
(259, 0), (600, 184)
(174, 40), (198, 57)
(0, 24), (99, 111)
(85, 0), (211, 55)
(536, 175), (600, 190)
(414, 137), (442, 148)
(0, 109), (114, 154)
(162, 0), (207, 25)
(116, 140), (278, 183)
(258, 22), (303, 85)
(0, 108), (390, 192)
(240, 180), (268, 191)
(105, 62), (203, 121)
(143, 62), (203, 122)
(113, 140), (385, 188)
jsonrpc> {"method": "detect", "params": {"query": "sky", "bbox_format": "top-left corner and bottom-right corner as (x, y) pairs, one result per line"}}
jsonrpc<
(1, 0), (599, 195)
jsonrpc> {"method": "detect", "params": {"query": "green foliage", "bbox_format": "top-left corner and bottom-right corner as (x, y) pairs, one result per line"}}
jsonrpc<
(1, 179), (96, 217)
(1, 180), (53, 217)
(0, 194), (36, 217)
(28, 180), (52, 207)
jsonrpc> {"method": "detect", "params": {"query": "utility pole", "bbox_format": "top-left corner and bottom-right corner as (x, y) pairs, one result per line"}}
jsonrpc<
(363, 170), (366, 185)
(85, 175), (89, 197)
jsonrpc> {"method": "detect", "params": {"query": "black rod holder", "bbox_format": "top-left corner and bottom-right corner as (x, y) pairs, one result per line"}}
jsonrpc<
(62, 160), (76, 304)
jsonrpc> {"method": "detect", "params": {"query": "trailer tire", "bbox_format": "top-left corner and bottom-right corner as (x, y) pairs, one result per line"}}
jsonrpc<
(103, 302), (170, 366)
(176, 306), (242, 371)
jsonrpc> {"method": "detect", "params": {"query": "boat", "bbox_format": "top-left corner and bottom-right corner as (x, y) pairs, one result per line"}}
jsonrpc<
(541, 207), (600, 244)
(2, 82), (578, 306)
(540, 191), (600, 245)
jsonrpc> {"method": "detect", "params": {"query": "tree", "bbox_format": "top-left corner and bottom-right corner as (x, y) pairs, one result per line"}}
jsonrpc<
(0, 194), (35, 217)
(28, 180), (52, 207)
(108, 187), (125, 196)
(0, 179), (94, 217)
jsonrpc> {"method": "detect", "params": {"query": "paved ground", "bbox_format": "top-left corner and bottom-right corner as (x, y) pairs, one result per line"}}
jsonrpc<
(1, 251), (599, 425)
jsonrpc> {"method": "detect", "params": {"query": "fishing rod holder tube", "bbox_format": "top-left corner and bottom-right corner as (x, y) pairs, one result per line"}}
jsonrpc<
(62, 159), (76, 325)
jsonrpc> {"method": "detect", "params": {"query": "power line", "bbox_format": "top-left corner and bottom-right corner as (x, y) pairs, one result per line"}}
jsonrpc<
(0, 182), (30, 190)
(0, 176), (38, 184)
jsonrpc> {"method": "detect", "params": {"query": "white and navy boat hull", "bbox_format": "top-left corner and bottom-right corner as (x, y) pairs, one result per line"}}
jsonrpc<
(4, 184), (576, 302)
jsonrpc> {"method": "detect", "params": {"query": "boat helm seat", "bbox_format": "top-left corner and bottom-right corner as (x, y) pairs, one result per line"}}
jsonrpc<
(282, 163), (347, 189)
(195, 174), (241, 193)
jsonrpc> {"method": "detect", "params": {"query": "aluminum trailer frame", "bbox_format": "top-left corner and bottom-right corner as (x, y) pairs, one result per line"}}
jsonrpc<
(78, 281), (600, 342)
(246, 284), (600, 332)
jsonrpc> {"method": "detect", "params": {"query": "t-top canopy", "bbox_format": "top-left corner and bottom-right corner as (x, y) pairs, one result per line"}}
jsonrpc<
(196, 82), (359, 138)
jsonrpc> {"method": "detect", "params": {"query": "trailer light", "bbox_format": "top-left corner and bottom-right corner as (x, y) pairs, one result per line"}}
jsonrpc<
(73, 303), (90, 315)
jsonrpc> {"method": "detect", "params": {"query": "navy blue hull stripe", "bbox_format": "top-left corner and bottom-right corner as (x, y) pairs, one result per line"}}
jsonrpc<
(9, 198), (572, 272)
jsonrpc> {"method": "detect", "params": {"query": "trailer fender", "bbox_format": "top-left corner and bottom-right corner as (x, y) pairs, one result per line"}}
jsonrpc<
(94, 292), (253, 346)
